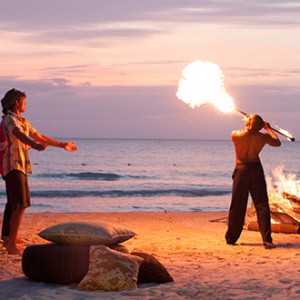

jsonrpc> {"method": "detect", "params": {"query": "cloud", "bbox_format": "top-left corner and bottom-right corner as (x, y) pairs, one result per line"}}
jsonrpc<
(1, 1), (300, 43)
(20, 27), (163, 45)
(225, 67), (300, 81)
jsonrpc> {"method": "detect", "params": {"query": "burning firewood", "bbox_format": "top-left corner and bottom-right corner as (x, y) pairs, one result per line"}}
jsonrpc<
(246, 192), (300, 234)
(271, 211), (299, 225)
(283, 192), (300, 204)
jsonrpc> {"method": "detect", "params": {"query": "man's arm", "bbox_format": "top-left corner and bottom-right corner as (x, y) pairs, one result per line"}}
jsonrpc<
(31, 131), (78, 152)
(263, 122), (281, 147)
(12, 127), (45, 151)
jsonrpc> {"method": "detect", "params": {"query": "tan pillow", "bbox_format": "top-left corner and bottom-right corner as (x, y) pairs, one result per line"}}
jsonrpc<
(77, 245), (143, 291)
(38, 222), (136, 245)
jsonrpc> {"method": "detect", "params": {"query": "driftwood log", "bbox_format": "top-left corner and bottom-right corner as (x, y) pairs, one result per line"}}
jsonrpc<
(246, 192), (300, 234)
(248, 221), (300, 234)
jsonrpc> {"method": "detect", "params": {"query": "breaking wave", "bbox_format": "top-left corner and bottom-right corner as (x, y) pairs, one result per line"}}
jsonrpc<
(27, 188), (231, 198)
(36, 172), (152, 181)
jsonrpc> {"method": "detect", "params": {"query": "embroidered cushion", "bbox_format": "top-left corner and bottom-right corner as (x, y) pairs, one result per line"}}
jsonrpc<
(38, 221), (135, 245)
(77, 245), (143, 291)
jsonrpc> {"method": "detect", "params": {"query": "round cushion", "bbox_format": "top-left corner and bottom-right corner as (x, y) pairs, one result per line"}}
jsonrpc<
(22, 243), (129, 284)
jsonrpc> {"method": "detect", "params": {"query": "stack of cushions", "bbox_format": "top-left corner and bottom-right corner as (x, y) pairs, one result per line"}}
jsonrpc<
(22, 221), (173, 291)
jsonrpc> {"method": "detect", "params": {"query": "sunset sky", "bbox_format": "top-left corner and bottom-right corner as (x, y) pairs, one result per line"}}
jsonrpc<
(1, 1), (299, 140)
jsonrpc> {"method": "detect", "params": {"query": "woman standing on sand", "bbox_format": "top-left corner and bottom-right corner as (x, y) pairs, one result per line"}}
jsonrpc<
(0, 108), (11, 245)
(1, 88), (78, 255)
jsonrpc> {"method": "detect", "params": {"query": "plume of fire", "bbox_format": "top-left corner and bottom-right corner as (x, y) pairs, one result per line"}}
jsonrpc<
(176, 60), (235, 113)
(177, 60), (295, 141)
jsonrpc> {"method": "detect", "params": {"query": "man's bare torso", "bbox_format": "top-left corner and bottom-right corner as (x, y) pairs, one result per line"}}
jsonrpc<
(232, 130), (269, 164)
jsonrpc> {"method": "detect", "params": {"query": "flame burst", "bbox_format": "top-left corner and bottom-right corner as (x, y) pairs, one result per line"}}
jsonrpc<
(176, 60), (235, 113)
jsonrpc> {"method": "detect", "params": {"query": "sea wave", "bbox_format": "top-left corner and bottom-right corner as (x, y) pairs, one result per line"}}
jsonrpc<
(23, 188), (231, 198)
(35, 172), (152, 181)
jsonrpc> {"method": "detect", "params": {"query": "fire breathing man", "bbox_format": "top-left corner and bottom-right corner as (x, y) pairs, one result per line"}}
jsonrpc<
(225, 114), (281, 249)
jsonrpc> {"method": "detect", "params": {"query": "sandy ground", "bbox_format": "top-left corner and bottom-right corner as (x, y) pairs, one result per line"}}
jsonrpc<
(1, 211), (300, 299)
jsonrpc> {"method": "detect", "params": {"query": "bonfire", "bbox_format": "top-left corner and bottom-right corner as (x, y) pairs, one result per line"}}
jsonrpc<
(246, 166), (300, 234)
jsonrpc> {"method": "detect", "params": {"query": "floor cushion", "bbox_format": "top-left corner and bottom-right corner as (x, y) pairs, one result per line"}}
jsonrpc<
(131, 251), (174, 284)
(22, 243), (129, 284)
(77, 245), (143, 291)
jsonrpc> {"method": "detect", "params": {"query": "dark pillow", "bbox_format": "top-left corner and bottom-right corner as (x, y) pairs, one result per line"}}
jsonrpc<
(131, 251), (173, 284)
(22, 243), (129, 284)
(22, 244), (89, 284)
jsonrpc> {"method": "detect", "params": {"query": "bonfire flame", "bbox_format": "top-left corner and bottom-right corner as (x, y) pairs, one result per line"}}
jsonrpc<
(176, 60), (235, 113)
(267, 166), (300, 222)
(267, 166), (300, 200)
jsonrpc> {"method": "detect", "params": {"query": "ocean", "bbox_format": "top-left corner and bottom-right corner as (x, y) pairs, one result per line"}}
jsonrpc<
(0, 139), (299, 213)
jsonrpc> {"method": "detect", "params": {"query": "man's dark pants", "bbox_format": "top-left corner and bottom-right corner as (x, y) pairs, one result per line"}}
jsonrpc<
(225, 162), (272, 244)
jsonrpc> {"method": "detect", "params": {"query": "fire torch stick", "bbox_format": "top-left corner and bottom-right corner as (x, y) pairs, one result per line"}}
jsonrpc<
(234, 108), (295, 142)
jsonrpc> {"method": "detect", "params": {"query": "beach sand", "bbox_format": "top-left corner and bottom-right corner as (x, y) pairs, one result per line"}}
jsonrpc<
(1, 211), (300, 299)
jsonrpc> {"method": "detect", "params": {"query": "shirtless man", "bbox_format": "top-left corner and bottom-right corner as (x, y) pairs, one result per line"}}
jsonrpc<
(225, 114), (281, 249)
